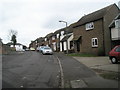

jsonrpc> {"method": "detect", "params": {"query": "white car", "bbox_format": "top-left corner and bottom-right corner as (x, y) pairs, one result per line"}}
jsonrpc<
(42, 47), (53, 55)
(39, 46), (46, 52)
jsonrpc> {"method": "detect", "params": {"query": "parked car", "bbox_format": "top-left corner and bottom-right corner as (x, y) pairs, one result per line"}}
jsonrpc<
(109, 45), (120, 64)
(39, 46), (46, 52)
(30, 47), (35, 51)
(41, 46), (53, 55)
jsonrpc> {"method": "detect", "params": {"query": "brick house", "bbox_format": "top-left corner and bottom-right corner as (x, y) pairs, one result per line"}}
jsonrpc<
(109, 13), (120, 48)
(44, 33), (53, 48)
(60, 23), (75, 53)
(73, 4), (120, 55)
(52, 28), (66, 52)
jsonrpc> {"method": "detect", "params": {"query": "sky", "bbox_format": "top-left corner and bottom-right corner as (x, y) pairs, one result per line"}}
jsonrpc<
(0, 0), (120, 47)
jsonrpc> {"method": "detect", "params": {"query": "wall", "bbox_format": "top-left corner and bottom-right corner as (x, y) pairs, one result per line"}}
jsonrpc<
(67, 34), (73, 50)
(73, 19), (104, 55)
(103, 4), (120, 55)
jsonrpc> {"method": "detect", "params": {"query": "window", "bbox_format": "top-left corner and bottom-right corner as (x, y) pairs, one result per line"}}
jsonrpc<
(45, 38), (47, 41)
(115, 46), (120, 52)
(115, 19), (120, 28)
(92, 38), (98, 47)
(86, 22), (94, 30)
(61, 31), (64, 36)
(52, 36), (55, 40)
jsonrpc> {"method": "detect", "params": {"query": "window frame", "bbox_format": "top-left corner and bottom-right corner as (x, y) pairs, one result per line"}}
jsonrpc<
(92, 38), (98, 47)
(86, 22), (94, 30)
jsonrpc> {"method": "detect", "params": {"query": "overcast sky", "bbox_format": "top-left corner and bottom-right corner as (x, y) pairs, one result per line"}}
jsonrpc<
(0, 0), (120, 47)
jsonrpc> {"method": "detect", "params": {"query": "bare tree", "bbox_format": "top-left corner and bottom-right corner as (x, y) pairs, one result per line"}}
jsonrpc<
(8, 29), (18, 46)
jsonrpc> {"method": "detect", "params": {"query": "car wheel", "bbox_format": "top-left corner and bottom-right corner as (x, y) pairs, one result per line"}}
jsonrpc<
(111, 57), (118, 64)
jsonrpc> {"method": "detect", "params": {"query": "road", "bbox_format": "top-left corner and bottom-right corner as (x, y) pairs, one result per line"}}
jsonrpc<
(3, 51), (60, 88)
(2, 51), (118, 89)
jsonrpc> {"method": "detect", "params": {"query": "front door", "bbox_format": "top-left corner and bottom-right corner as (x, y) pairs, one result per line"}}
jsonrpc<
(76, 40), (80, 52)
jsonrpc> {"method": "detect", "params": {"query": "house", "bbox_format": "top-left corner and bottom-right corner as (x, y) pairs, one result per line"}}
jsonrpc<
(36, 37), (45, 47)
(29, 40), (36, 50)
(51, 28), (66, 52)
(109, 13), (120, 48)
(60, 23), (76, 53)
(44, 33), (53, 48)
(0, 38), (2, 54)
(7, 42), (26, 51)
(72, 4), (120, 55)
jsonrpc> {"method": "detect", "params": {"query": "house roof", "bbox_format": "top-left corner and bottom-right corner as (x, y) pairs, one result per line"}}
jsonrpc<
(109, 13), (120, 28)
(60, 35), (72, 42)
(72, 35), (82, 41)
(7, 42), (23, 46)
(73, 4), (117, 28)
(53, 28), (66, 35)
(45, 33), (54, 38)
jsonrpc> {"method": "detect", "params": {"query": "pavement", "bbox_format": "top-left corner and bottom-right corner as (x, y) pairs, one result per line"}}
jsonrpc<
(55, 53), (119, 88)
(73, 56), (119, 72)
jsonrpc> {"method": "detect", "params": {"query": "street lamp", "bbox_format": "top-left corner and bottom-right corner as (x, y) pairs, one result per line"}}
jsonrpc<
(59, 20), (68, 27)
(59, 20), (68, 54)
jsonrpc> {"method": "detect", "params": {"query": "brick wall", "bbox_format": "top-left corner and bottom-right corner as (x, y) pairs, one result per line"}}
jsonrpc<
(73, 19), (105, 55)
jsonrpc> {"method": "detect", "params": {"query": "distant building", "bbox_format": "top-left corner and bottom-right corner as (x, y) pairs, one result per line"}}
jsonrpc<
(7, 42), (25, 51)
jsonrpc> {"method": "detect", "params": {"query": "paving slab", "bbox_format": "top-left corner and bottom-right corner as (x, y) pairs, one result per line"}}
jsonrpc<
(73, 57), (119, 72)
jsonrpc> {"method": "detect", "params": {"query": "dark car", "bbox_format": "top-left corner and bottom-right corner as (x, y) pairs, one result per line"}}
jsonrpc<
(109, 45), (120, 64)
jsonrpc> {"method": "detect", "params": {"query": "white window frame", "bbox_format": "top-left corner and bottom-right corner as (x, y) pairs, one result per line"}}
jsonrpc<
(57, 34), (59, 38)
(52, 36), (55, 40)
(61, 31), (64, 36)
(45, 38), (47, 41)
(86, 22), (94, 30)
(92, 38), (98, 47)
(115, 19), (120, 28)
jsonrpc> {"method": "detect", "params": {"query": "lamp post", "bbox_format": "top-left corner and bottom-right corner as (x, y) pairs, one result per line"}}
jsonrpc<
(59, 20), (68, 27)
(59, 20), (68, 54)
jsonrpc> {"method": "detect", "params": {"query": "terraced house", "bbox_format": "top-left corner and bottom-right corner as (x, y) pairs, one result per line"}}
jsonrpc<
(72, 4), (120, 55)
(109, 13), (120, 48)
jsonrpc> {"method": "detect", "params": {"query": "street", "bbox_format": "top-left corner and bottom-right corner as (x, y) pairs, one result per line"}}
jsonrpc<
(2, 51), (118, 88)
(2, 51), (60, 88)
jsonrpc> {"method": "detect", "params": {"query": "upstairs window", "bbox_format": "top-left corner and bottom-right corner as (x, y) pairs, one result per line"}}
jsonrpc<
(52, 36), (55, 40)
(45, 38), (47, 41)
(61, 31), (64, 36)
(115, 19), (120, 28)
(92, 38), (98, 47)
(86, 22), (94, 30)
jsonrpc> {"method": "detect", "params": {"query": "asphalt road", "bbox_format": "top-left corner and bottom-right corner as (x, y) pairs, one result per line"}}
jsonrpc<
(2, 51), (118, 89)
(2, 51), (60, 88)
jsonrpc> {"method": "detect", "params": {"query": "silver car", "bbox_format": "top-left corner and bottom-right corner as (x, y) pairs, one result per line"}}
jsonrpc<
(42, 47), (53, 55)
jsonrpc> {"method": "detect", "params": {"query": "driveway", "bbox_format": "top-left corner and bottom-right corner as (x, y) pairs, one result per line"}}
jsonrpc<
(73, 57), (119, 72)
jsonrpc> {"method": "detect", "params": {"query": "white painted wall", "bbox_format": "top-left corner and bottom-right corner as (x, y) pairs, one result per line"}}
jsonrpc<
(60, 31), (65, 52)
(67, 34), (73, 50)
(63, 42), (67, 50)
(10, 45), (24, 51)
(111, 28), (120, 40)
(52, 42), (56, 51)
(60, 42), (62, 51)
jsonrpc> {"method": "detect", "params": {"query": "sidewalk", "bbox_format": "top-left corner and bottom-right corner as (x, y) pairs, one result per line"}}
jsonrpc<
(55, 53), (119, 88)
(73, 57), (119, 72)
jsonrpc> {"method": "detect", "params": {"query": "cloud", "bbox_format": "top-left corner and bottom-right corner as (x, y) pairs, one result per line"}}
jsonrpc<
(0, 0), (119, 46)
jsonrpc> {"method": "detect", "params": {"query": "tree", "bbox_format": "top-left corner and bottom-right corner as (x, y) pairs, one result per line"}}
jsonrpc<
(11, 34), (17, 46)
(8, 30), (18, 47)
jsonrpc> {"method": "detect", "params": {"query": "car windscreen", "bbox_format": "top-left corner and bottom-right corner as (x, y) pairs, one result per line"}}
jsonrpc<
(115, 46), (120, 52)
(44, 48), (51, 50)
